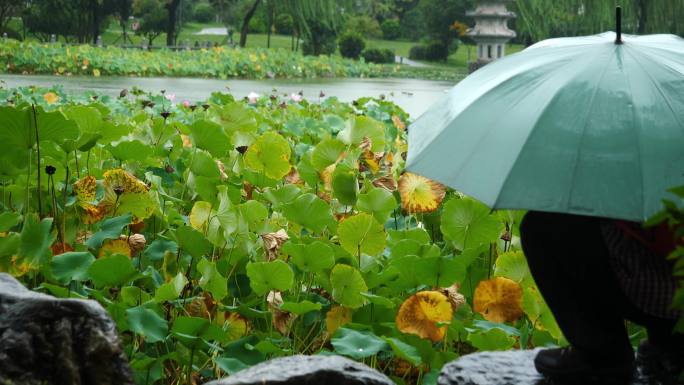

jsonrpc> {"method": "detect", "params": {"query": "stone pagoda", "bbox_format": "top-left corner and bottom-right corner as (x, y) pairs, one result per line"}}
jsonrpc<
(466, 0), (517, 72)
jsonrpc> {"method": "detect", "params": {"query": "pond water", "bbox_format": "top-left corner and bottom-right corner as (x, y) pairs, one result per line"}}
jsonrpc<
(0, 74), (456, 118)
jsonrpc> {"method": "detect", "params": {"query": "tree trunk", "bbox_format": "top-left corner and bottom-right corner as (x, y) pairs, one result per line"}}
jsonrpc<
(239, 0), (262, 48)
(91, 0), (100, 45)
(637, 0), (647, 34)
(166, 0), (182, 47)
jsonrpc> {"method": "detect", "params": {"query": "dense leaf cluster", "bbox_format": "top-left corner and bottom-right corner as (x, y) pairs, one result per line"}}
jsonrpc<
(0, 85), (561, 385)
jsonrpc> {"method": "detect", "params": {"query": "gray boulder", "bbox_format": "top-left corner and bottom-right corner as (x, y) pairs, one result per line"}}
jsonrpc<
(438, 349), (544, 385)
(205, 355), (395, 385)
(438, 349), (661, 385)
(0, 273), (133, 385)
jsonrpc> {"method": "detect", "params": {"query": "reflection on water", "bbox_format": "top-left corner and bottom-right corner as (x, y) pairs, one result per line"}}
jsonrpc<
(0, 74), (455, 118)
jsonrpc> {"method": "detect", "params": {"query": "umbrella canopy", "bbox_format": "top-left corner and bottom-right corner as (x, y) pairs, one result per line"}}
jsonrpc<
(406, 32), (684, 222)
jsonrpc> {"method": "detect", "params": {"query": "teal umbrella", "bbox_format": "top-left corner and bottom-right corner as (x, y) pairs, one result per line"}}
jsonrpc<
(406, 29), (684, 222)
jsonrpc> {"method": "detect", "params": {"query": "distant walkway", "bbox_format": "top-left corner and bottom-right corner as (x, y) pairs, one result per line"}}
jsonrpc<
(195, 28), (229, 35)
(395, 56), (431, 68)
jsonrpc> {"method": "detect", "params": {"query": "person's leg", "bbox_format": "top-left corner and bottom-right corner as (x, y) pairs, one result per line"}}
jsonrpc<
(520, 211), (634, 360)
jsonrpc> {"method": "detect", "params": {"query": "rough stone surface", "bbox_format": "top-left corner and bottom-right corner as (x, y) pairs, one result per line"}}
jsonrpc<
(439, 349), (545, 385)
(0, 273), (133, 385)
(205, 355), (395, 385)
(438, 349), (669, 385)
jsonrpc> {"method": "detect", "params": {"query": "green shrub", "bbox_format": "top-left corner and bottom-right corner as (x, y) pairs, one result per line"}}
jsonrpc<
(274, 13), (294, 35)
(192, 2), (213, 23)
(409, 45), (426, 60)
(424, 41), (450, 62)
(381, 19), (401, 40)
(400, 9), (425, 41)
(338, 33), (366, 59)
(362, 48), (394, 64)
(343, 15), (382, 39)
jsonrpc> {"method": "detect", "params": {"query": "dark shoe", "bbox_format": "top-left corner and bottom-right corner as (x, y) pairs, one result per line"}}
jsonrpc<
(535, 347), (635, 384)
(636, 340), (684, 384)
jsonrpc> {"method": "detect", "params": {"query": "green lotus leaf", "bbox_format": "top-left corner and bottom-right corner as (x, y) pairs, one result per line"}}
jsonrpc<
(88, 254), (138, 287)
(244, 131), (291, 180)
(282, 241), (335, 273)
(281, 193), (334, 233)
(357, 187), (397, 224)
(50, 251), (95, 284)
(337, 213), (386, 257)
(441, 197), (503, 250)
(246, 260), (294, 296)
(331, 328), (388, 359)
(280, 300), (323, 315)
(126, 305), (168, 343)
(330, 264), (367, 308)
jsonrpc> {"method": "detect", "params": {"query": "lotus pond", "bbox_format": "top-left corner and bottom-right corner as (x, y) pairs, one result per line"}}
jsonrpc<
(0, 85), (577, 385)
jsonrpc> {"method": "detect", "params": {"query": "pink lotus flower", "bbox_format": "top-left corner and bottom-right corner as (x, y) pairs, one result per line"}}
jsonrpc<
(182, 100), (190, 108)
(248, 92), (260, 104)
(290, 93), (303, 103)
(165, 93), (176, 103)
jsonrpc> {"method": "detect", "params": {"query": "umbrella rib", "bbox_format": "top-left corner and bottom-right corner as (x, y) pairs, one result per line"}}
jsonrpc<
(564, 47), (617, 215)
(621, 48), (646, 221)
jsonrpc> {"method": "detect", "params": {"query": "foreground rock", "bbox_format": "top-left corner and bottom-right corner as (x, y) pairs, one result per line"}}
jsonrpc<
(0, 273), (133, 385)
(205, 355), (395, 385)
(438, 349), (663, 385)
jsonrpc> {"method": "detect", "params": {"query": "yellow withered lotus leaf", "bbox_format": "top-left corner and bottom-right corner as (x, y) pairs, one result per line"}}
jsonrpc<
(398, 172), (446, 213)
(326, 305), (352, 336)
(373, 175), (397, 192)
(73, 176), (105, 224)
(103, 169), (149, 196)
(43, 92), (59, 104)
(396, 291), (453, 342)
(473, 277), (523, 323)
(98, 238), (132, 258)
(219, 312), (249, 341)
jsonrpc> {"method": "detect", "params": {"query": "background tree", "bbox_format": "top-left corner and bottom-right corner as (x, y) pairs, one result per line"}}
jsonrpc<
(132, 0), (167, 46)
(0, 0), (23, 36)
(417, 0), (473, 61)
(165, 0), (182, 46)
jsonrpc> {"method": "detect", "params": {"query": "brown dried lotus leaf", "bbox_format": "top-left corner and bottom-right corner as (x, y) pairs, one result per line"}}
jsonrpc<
(51, 242), (74, 256)
(396, 291), (453, 342)
(317, 191), (332, 203)
(441, 284), (466, 311)
(473, 277), (523, 323)
(372, 175), (397, 192)
(359, 137), (373, 152)
(185, 297), (210, 318)
(321, 164), (336, 191)
(398, 172), (446, 213)
(392, 115), (406, 131)
(267, 291), (294, 335)
(98, 238), (132, 258)
(243, 181), (254, 201)
(261, 229), (289, 261)
(81, 203), (107, 225)
(216, 159), (228, 181)
(284, 169), (303, 185)
(326, 305), (352, 336)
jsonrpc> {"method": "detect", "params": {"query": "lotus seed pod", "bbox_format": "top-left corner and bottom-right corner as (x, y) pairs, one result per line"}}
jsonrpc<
(128, 233), (146, 253)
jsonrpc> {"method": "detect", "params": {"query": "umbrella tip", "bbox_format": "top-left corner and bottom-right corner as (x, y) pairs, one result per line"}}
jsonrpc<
(615, 6), (623, 44)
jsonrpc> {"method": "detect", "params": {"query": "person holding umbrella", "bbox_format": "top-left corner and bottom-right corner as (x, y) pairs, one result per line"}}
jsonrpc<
(407, 7), (683, 384)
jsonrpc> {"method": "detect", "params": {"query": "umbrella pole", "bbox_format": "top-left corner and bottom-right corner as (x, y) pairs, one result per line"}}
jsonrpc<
(615, 6), (623, 44)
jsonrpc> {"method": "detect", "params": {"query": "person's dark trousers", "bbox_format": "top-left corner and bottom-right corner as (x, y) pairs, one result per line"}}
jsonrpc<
(519, 211), (679, 363)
